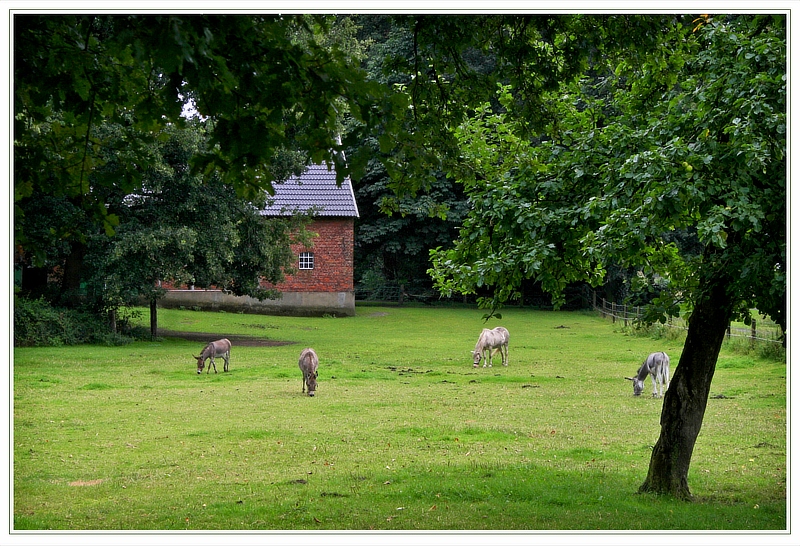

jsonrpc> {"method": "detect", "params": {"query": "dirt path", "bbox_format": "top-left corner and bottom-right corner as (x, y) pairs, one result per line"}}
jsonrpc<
(158, 329), (295, 347)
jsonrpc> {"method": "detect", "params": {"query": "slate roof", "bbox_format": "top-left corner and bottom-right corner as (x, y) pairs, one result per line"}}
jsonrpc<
(260, 163), (359, 218)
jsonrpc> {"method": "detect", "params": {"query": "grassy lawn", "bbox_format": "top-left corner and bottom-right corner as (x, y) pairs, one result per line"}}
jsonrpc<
(12, 304), (787, 535)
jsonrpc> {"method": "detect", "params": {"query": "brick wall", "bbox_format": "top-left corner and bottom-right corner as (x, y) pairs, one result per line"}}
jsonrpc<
(263, 217), (355, 293)
(162, 217), (355, 294)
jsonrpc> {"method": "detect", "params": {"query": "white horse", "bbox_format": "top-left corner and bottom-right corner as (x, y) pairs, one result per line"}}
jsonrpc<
(625, 351), (670, 397)
(472, 327), (510, 368)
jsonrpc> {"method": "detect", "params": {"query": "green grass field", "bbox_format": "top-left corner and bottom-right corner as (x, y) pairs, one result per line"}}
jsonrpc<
(12, 304), (787, 533)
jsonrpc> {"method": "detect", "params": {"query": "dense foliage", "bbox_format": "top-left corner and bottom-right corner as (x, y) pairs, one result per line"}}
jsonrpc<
(91, 125), (311, 300)
(349, 16), (470, 290)
(13, 297), (147, 346)
(14, 14), (384, 334)
(14, 14), (390, 307)
(428, 14), (785, 329)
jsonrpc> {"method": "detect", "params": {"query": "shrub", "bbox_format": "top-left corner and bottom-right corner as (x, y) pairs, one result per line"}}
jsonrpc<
(621, 320), (687, 343)
(14, 297), (66, 346)
(14, 297), (135, 347)
(723, 336), (786, 361)
(116, 308), (151, 341)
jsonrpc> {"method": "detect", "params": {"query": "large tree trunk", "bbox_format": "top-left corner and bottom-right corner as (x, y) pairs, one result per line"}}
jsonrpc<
(639, 272), (734, 500)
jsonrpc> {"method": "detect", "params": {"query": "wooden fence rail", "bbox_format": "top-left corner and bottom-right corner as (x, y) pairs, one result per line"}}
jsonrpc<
(589, 291), (783, 345)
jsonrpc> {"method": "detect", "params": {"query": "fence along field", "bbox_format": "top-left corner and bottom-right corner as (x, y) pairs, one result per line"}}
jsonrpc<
(12, 305), (786, 532)
(590, 291), (784, 345)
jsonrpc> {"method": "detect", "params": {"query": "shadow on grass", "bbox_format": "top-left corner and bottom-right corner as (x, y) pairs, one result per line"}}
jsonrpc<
(187, 463), (788, 532)
(158, 329), (295, 347)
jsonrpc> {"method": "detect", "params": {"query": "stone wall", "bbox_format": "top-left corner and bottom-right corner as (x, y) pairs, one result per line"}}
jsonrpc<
(159, 289), (355, 317)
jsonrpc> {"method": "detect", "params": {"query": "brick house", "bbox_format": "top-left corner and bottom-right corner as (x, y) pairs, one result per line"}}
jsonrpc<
(160, 164), (359, 316)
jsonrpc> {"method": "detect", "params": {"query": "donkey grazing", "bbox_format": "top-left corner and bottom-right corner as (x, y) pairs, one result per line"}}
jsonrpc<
(472, 327), (510, 368)
(193, 338), (231, 374)
(298, 348), (319, 397)
(625, 351), (670, 397)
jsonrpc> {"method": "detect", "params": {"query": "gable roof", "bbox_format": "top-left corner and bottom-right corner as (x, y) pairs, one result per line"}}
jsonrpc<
(260, 163), (359, 218)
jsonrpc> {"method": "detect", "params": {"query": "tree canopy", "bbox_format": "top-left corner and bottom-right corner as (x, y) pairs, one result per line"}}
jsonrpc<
(14, 14), (386, 264)
(81, 124), (312, 336)
(14, 14), (386, 315)
(348, 15), (470, 291)
(428, 14), (785, 329)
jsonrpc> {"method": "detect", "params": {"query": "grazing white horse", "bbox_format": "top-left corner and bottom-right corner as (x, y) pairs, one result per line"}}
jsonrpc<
(298, 348), (319, 397)
(625, 351), (670, 397)
(472, 327), (510, 368)
(193, 338), (231, 374)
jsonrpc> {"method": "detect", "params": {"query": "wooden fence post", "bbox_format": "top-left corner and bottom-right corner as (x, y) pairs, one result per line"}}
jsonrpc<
(751, 320), (757, 346)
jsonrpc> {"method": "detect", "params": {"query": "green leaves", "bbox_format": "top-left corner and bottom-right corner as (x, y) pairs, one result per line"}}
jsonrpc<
(428, 15), (785, 329)
(16, 15), (394, 261)
(90, 124), (309, 309)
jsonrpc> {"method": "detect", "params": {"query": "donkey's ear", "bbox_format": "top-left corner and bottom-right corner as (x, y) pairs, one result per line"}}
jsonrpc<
(624, 377), (635, 381)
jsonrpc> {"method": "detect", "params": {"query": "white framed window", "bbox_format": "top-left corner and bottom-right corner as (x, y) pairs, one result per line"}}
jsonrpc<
(299, 252), (315, 270)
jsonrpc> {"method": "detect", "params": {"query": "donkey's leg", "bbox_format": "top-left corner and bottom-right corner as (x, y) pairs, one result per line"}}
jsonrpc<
(651, 373), (659, 397)
(209, 356), (217, 374)
(502, 344), (508, 366)
(223, 351), (230, 372)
